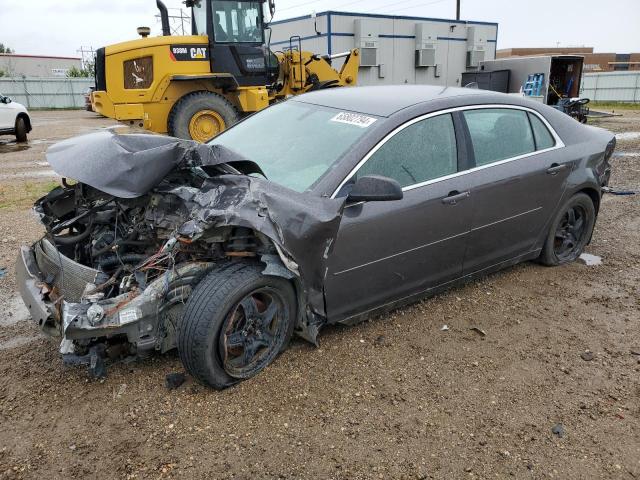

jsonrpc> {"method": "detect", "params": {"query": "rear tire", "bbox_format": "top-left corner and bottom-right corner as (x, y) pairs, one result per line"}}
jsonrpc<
(539, 193), (596, 266)
(15, 117), (27, 142)
(167, 91), (240, 143)
(177, 261), (296, 389)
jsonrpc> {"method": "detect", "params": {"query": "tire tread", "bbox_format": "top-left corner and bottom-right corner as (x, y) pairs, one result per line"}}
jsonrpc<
(539, 192), (596, 266)
(177, 261), (295, 389)
(167, 90), (239, 140)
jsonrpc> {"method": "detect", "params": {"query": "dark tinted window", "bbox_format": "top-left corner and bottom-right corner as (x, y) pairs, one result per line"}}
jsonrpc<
(357, 114), (457, 188)
(528, 112), (556, 150)
(463, 108), (535, 166)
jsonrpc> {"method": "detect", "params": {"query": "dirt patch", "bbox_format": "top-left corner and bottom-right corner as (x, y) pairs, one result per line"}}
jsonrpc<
(0, 110), (638, 479)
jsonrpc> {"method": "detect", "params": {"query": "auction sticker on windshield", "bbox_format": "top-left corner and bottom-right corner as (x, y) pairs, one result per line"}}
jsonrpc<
(331, 112), (377, 128)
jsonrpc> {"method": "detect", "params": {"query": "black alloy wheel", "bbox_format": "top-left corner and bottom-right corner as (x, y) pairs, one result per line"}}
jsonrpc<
(219, 287), (288, 379)
(539, 193), (596, 266)
(178, 262), (296, 389)
(553, 205), (588, 262)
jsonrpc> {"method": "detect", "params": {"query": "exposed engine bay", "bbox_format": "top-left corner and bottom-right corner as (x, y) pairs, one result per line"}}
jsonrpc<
(17, 131), (344, 376)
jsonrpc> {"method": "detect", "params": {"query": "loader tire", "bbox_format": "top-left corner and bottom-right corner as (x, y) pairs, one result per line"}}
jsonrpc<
(167, 91), (240, 143)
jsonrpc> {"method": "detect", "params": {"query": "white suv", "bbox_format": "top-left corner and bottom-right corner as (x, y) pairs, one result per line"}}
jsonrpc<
(0, 94), (31, 142)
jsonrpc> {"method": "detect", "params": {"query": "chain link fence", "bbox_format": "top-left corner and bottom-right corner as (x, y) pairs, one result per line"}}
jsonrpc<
(0, 77), (94, 109)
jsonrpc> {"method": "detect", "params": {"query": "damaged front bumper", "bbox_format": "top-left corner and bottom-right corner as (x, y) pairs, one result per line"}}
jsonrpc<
(16, 239), (210, 356)
(16, 245), (59, 337)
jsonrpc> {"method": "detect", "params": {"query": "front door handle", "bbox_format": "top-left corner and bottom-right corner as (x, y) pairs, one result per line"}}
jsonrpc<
(442, 190), (470, 205)
(546, 163), (568, 175)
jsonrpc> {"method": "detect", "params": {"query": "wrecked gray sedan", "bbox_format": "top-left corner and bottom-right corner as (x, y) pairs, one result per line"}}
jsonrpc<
(17, 86), (615, 389)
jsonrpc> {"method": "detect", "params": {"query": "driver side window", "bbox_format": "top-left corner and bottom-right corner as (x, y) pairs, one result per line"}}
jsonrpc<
(356, 113), (458, 188)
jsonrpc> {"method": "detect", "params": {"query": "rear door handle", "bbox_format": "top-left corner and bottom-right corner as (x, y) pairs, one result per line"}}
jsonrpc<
(442, 190), (470, 205)
(546, 163), (568, 175)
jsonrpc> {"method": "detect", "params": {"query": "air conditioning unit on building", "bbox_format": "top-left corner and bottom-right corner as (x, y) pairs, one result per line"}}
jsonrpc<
(360, 48), (378, 67)
(355, 19), (379, 67)
(467, 47), (486, 67)
(416, 45), (437, 67)
(415, 23), (437, 68)
(466, 26), (487, 68)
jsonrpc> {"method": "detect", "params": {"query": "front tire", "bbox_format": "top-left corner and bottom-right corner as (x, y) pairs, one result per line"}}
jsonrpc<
(167, 91), (240, 143)
(539, 193), (596, 266)
(15, 117), (27, 142)
(177, 262), (297, 389)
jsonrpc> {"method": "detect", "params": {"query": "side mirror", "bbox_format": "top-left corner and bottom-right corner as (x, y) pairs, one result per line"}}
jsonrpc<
(3, 97), (11, 104)
(347, 175), (403, 203)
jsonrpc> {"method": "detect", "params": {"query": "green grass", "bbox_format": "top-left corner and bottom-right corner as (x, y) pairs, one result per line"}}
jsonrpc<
(590, 101), (640, 111)
(0, 180), (59, 210)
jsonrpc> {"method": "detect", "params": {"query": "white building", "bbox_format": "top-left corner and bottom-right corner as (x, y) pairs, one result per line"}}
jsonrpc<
(270, 11), (498, 88)
(0, 54), (82, 77)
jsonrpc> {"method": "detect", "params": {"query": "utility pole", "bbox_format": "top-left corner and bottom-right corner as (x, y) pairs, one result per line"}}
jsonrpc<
(456, 0), (460, 20)
(77, 46), (96, 70)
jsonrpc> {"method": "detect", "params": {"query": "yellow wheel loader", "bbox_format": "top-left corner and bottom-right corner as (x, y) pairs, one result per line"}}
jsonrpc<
(92, 0), (360, 142)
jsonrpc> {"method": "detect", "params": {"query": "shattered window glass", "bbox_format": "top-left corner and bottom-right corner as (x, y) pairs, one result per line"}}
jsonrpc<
(463, 109), (535, 166)
(356, 113), (457, 188)
(209, 102), (375, 192)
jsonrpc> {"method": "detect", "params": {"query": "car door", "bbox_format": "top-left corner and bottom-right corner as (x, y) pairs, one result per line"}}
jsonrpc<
(324, 112), (474, 322)
(460, 107), (572, 275)
(0, 95), (13, 130)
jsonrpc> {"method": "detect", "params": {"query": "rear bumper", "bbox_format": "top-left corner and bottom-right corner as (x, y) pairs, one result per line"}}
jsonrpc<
(92, 91), (144, 120)
(91, 90), (116, 119)
(92, 90), (154, 131)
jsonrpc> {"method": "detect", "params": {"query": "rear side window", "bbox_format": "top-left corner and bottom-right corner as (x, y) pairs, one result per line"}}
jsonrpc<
(528, 112), (556, 150)
(463, 108), (535, 166)
(357, 113), (457, 188)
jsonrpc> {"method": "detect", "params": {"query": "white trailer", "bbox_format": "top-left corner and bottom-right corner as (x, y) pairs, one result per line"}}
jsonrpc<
(474, 55), (585, 106)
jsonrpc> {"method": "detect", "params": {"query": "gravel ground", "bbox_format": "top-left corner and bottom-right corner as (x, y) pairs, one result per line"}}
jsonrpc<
(0, 110), (638, 479)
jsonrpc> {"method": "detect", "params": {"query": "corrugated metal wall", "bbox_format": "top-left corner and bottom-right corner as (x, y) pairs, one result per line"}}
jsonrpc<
(270, 12), (498, 88)
(581, 71), (640, 102)
(0, 77), (94, 109)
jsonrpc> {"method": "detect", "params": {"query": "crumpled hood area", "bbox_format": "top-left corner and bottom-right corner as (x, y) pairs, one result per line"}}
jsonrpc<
(175, 175), (345, 312)
(46, 130), (256, 198)
(45, 131), (345, 316)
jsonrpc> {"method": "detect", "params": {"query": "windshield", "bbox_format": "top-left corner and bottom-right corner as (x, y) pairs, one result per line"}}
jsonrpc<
(191, 1), (263, 41)
(213, 1), (263, 43)
(209, 101), (379, 192)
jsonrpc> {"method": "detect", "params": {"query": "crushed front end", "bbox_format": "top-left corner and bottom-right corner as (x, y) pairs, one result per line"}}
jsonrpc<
(15, 131), (344, 378)
(16, 178), (229, 375)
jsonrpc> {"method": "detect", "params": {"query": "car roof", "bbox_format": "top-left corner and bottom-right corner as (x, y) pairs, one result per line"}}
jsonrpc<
(291, 85), (502, 117)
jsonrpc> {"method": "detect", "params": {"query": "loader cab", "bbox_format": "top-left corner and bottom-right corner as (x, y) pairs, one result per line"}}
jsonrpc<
(189, 0), (275, 87)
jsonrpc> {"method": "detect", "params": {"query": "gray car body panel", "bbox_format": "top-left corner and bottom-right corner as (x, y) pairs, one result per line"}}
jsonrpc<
(306, 88), (612, 198)
(298, 86), (614, 323)
(17, 85), (614, 347)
